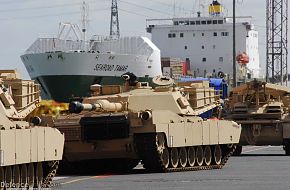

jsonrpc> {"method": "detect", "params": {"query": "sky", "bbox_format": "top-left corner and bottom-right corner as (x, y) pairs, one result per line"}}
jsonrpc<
(0, 0), (288, 79)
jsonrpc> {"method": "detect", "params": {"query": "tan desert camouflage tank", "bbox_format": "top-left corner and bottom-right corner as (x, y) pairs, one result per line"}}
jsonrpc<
(49, 73), (241, 173)
(227, 79), (290, 155)
(0, 70), (64, 189)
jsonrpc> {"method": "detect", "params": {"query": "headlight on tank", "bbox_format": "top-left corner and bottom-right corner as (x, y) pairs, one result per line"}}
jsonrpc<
(139, 110), (152, 121)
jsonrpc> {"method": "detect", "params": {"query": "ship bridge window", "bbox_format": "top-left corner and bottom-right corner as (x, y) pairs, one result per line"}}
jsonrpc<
(213, 32), (217, 36)
(185, 21), (189, 25)
(180, 33), (184, 38)
(207, 20), (212, 24)
(168, 33), (176, 38)
(201, 20), (206, 25)
(213, 20), (218, 24)
(221, 32), (229, 36)
(196, 21), (201, 25)
(174, 21), (179, 25)
(202, 58), (207, 62)
(179, 21), (185, 25)
(218, 20), (224, 24)
(190, 21), (195, 25)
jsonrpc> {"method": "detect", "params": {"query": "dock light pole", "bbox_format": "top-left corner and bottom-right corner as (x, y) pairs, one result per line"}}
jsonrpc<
(232, 0), (237, 87)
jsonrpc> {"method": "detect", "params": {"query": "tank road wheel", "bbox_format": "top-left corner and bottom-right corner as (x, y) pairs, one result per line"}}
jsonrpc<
(179, 147), (187, 168)
(156, 133), (169, 169)
(5, 166), (12, 189)
(20, 164), (27, 189)
(233, 145), (243, 156)
(204, 146), (212, 166)
(213, 145), (222, 165)
(12, 165), (20, 188)
(161, 148), (170, 169)
(196, 146), (204, 166)
(27, 163), (34, 189)
(35, 162), (43, 188)
(187, 147), (196, 167)
(170, 148), (179, 168)
(0, 167), (4, 190)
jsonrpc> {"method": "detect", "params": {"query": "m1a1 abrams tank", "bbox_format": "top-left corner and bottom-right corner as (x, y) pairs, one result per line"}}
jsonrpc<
(227, 80), (290, 155)
(0, 70), (64, 189)
(52, 73), (241, 173)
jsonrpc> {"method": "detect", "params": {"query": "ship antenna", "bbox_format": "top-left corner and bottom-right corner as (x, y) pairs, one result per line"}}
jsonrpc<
(173, 0), (176, 17)
(81, 1), (89, 43)
(110, 0), (120, 40)
(197, 0), (207, 17)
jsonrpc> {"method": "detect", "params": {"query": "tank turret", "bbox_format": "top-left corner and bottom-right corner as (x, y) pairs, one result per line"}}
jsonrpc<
(52, 75), (241, 173)
(0, 70), (64, 188)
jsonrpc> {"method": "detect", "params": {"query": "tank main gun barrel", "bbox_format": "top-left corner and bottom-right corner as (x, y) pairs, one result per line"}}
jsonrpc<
(69, 100), (123, 113)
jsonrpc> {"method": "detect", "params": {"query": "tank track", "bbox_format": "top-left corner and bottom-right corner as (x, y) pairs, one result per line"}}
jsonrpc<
(42, 160), (59, 188)
(135, 133), (236, 172)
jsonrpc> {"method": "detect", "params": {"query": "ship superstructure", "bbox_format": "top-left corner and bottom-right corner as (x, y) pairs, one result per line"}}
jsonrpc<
(146, 0), (259, 79)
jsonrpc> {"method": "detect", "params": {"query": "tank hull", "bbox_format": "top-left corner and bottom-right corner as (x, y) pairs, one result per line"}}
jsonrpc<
(55, 111), (241, 172)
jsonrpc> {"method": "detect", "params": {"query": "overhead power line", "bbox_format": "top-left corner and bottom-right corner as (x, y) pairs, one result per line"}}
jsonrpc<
(118, 8), (153, 18)
(145, 0), (192, 13)
(0, 2), (81, 13)
(119, 0), (172, 16)
(0, 8), (109, 21)
(0, 0), (101, 13)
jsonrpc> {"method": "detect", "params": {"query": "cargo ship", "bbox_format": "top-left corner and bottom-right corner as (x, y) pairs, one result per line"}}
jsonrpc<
(147, 0), (260, 80)
(21, 22), (162, 102)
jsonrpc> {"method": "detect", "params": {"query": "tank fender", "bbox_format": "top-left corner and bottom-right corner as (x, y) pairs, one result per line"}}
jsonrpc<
(155, 120), (241, 147)
(218, 120), (241, 144)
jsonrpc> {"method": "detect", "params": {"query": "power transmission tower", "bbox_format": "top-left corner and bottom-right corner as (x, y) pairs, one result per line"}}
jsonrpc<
(110, 0), (120, 40)
(266, 0), (288, 85)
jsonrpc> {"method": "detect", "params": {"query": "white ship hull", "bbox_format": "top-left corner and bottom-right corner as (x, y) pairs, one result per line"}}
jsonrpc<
(21, 36), (162, 102)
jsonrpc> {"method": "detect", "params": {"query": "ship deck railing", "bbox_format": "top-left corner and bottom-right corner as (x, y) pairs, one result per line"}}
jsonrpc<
(24, 36), (110, 54)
